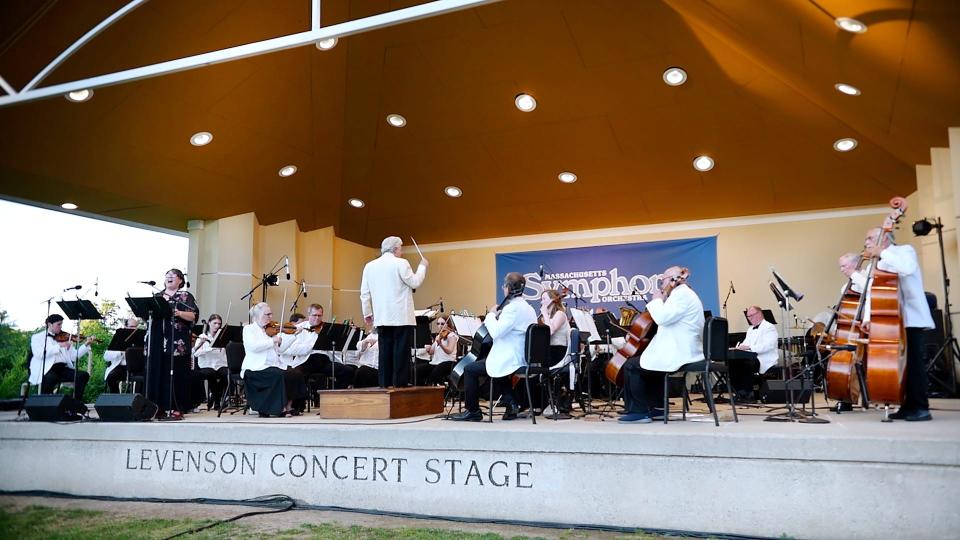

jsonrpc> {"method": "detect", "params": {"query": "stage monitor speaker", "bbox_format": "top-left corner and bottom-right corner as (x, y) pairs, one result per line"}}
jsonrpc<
(24, 394), (88, 421)
(761, 379), (813, 404)
(94, 393), (158, 422)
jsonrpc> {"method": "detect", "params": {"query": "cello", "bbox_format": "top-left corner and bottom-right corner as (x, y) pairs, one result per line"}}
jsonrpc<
(448, 293), (515, 389)
(604, 269), (690, 385)
(864, 197), (909, 407)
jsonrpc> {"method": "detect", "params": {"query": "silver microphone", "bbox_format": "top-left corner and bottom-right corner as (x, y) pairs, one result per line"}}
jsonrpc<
(285, 257), (290, 280)
(730, 281), (736, 294)
(538, 265), (544, 279)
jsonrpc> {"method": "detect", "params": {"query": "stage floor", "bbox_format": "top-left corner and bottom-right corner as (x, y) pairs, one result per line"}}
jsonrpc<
(2, 394), (959, 539)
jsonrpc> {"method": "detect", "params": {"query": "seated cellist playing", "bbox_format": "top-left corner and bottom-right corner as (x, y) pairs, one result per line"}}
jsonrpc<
(619, 266), (705, 424)
(862, 228), (934, 421)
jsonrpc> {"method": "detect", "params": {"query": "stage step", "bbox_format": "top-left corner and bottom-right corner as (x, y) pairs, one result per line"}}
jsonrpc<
(316, 387), (444, 419)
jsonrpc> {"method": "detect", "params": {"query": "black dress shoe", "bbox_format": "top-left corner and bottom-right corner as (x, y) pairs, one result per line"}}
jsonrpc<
(888, 408), (913, 420)
(836, 401), (853, 412)
(905, 410), (932, 422)
(502, 404), (520, 421)
(450, 410), (482, 422)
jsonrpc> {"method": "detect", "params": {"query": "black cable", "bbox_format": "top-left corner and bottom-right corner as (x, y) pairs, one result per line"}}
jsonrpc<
(162, 494), (295, 540)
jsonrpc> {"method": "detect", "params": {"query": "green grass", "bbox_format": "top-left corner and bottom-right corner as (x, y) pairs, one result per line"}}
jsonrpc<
(0, 504), (671, 540)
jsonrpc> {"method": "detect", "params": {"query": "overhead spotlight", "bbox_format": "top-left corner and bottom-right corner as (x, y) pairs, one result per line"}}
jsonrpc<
(65, 89), (93, 102)
(662, 67), (687, 86)
(278, 165), (298, 177)
(692, 155), (714, 172)
(61, 202), (78, 210)
(190, 131), (213, 146)
(835, 17), (867, 34)
(835, 83), (861, 96)
(558, 171), (577, 183)
(386, 114), (406, 127)
(833, 138), (858, 152)
(514, 93), (537, 112)
(315, 37), (338, 50)
(444, 186), (463, 198)
(348, 198), (365, 208)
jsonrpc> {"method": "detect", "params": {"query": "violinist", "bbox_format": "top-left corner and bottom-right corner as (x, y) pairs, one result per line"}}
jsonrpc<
(146, 268), (199, 419)
(619, 266), (704, 424)
(240, 302), (307, 417)
(29, 313), (95, 401)
(104, 317), (141, 393)
(451, 272), (537, 422)
(414, 315), (459, 387)
(190, 314), (228, 409)
(861, 228), (935, 422)
(350, 323), (380, 388)
(289, 304), (354, 390)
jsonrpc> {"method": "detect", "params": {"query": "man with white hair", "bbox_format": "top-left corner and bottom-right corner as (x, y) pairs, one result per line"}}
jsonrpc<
(360, 236), (428, 387)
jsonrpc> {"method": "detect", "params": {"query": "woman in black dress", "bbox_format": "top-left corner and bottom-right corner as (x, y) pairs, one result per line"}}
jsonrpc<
(147, 268), (198, 419)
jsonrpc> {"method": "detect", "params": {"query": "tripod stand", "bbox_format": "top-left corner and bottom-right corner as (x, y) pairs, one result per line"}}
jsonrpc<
(915, 218), (959, 396)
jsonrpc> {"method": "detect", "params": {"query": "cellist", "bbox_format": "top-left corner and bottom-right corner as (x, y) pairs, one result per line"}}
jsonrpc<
(619, 266), (705, 424)
(861, 227), (935, 421)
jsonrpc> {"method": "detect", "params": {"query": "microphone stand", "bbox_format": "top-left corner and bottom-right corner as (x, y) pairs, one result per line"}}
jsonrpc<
(19, 295), (56, 417)
(722, 282), (735, 320)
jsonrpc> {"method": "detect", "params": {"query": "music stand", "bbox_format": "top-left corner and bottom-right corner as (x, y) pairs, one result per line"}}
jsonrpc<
(126, 296), (172, 412)
(107, 328), (146, 393)
(586, 312), (626, 419)
(318, 322), (351, 388)
(211, 325), (243, 348)
(57, 299), (102, 403)
(412, 315), (432, 385)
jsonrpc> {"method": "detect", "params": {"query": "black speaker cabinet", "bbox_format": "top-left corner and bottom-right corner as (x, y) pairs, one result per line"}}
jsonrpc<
(761, 379), (813, 404)
(25, 394), (88, 421)
(94, 393), (158, 422)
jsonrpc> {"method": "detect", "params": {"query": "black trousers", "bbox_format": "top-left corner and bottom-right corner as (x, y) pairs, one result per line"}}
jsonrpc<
(622, 357), (666, 414)
(191, 367), (228, 407)
(903, 327), (929, 412)
(41, 363), (89, 402)
(353, 365), (379, 388)
(728, 353), (760, 398)
(463, 360), (515, 413)
(516, 345), (567, 410)
(377, 326), (412, 387)
(105, 365), (127, 394)
(146, 353), (192, 414)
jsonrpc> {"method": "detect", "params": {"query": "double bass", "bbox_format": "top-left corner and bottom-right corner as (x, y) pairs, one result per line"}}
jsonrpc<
(604, 269), (689, 385)
(823, 255), (869, 405)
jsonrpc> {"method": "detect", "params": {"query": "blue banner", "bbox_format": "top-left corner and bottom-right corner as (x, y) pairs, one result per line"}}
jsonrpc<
(495, 237), (719, 314)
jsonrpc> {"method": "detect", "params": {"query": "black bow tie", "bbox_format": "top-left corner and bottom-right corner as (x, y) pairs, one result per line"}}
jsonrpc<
(752, 324), (760, 330)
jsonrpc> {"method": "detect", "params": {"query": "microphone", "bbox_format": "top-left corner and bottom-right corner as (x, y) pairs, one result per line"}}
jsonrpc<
(440, 298), (445, 313)
(730, 281), (736, 294)
(538, 265), (544, 279)
(184, 273), (190, 289)
(285, 257), (290, 280)
(94, 277), (99, 297)
(139, 280), (156, 286)
(302, 281), (308, 298)
(63, 285), (82, 292)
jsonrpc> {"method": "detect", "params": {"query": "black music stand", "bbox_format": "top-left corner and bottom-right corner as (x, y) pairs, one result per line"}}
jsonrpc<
(126, 296), (172, 412)
(317, 322), (351, 388)
(412, 315), (433, 385)
(57, 299), (102, 403)
(107, 328), (146, 393)
(586, 312), (625, 420)
(211, 325), (243, 348)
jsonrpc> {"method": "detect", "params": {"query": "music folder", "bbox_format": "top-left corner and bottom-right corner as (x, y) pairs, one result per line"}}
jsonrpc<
(107, 328), (146, 352)
(125, 296), (172, 320)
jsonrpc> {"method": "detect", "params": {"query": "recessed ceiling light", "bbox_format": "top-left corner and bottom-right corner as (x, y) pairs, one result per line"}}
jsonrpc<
(65, 89), (93, 102)
(61, 202), (78, 210)
(558, 172), (577, 183)
(386, 114), (406, 127)
(835, 83), (861, 96)
(190, 131), (213, 146)
(833, 138), (858, 152)
(315, 37), (338, 50)
(835, 17), (867, 34)
(514, 93), (537, 112)
(662, 67), (687, 86)
(444, 186), (463, 198)
(692, 155), (715, 172)
(348, 198), (365, 208)
(278, 165), (298, 177)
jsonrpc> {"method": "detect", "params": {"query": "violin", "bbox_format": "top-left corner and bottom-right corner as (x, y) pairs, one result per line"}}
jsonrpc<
(264, 321), (299, 337)
(54, 331), (102, 344)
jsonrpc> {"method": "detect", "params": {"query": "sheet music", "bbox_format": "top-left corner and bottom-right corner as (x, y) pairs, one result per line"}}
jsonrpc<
(569, 308), (600, 343)
(450, 315), (481, 336)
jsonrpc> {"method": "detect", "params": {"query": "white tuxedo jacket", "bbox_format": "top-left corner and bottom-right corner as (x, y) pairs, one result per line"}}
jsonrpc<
(360, 252), (427, 327)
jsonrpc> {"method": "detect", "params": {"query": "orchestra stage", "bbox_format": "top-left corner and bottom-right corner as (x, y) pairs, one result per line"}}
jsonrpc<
(1, 397), (958, 540)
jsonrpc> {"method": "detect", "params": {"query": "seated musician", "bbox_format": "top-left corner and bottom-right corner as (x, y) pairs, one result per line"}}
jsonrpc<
(280, 312), (327, 410)
(619, 266), (704, 424)
(241, 302), (308, 417)
(451, 272), (537, 422)
(293, 304), (354, 389)
(190, 314), (228, 409)
(350, 324), (381, 388)
(29, 314), (95, 402)
(518, 289), (571, 415)
(862, 227), (935, 422)
(104, 317), (141, 393)
(414, 315), (460, 386)
(832, 252), (871, 412)
(729, 306), (778, 401)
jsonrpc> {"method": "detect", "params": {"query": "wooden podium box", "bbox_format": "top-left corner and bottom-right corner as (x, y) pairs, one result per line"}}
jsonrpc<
(315, 386), (445, 419)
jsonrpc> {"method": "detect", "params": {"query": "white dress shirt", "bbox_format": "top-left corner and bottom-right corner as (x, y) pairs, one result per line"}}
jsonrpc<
(859, 245), (934, 329)
(429, 332), (459, 365)
(29, 332), (90, 385)
(354, 332), (379, 369)
(485, 298), (538, 378)
(240, 323), (296, 378)
(639, 284), (705, 372)
(280, 329), (319, 369)
(194, 336), (228, 370)
(742, 319), (779, 373)
(360, 252), (427, 327)
(104, 350), (125, 379)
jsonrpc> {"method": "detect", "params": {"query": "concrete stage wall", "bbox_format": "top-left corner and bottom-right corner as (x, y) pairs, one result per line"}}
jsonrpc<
(2, 415), (958, 539)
